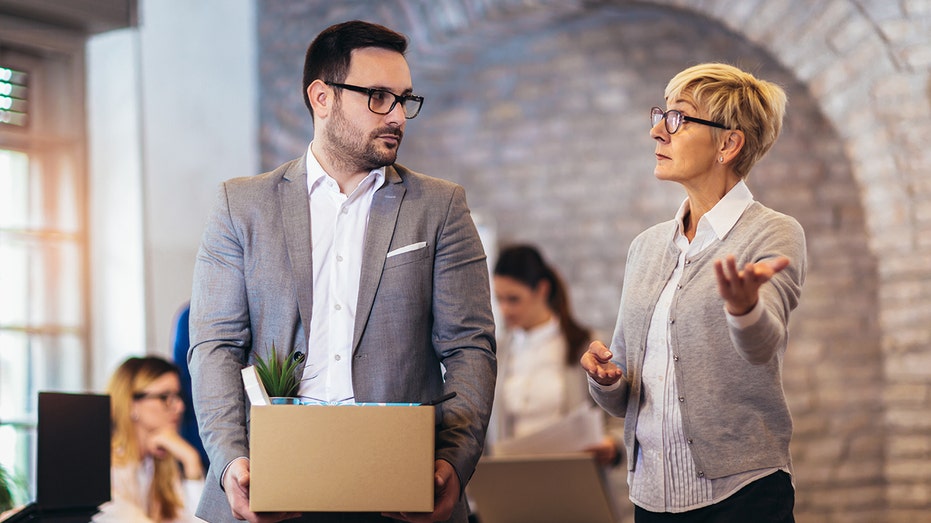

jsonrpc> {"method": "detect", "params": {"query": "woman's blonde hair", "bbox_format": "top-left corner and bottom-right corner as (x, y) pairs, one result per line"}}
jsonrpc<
(108, 356), (185, 522)
(665, 62), (787, 178)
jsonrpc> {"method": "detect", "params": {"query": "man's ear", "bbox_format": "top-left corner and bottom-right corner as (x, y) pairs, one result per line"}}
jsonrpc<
(307, 79), (332, 118)
(719, 129), (745, 163)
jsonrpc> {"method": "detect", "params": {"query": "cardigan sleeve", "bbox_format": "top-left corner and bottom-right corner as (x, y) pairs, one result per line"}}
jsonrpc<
(727, 214), (807, 364)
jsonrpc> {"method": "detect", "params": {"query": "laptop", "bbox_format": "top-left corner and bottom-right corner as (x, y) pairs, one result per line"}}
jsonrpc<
(468, 453), (617, 523)
(3, 392), (111, 522)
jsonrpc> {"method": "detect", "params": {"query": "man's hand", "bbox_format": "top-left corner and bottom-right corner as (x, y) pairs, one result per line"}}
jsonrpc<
(714, 255), (789, 315)
(223, 458), (301, 523)
(580, 341), (624, 386)
(383, 459), (460, 522)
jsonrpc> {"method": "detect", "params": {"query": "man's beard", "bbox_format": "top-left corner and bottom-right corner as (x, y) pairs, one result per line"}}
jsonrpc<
(325, 103), (403, 172)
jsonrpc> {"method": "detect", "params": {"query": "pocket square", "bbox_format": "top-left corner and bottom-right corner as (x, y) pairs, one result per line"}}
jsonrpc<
(387, 241), (427, 258)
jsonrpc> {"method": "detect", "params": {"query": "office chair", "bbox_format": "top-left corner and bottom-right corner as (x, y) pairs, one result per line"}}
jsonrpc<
(170, 301), (209, 469)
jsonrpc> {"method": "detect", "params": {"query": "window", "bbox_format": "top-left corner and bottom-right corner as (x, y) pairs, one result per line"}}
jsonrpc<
(0, 65), (27, 127)
(0, 42), (88, 502)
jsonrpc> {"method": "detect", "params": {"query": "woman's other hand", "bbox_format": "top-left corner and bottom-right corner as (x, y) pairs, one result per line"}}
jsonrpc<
(584, 436), (622, 466)
(147, 427), (204, 480)
(580, 341), (624, 386)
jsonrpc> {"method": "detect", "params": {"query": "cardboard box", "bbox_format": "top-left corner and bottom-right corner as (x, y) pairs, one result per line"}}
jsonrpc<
(249, 404), (435, 512)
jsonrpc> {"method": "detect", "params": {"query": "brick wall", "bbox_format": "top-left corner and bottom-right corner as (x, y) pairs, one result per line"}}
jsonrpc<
(258, 1), (931, 521)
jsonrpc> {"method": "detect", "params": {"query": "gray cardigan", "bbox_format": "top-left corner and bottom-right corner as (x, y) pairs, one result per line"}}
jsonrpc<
(590, 202), (806, 479)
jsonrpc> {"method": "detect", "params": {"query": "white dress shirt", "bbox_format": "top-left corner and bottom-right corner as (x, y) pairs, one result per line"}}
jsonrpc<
(298, 143), (385, 404)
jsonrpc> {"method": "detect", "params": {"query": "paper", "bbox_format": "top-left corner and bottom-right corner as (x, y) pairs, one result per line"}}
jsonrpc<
(241, 365), (271, 406)
(491, 404), (605, 456)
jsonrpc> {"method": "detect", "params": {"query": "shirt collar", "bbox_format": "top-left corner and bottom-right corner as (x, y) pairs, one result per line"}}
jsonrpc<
(674, 179), (754, 241)
(510, 316), (561, 347)
(305, 141), (386, 195)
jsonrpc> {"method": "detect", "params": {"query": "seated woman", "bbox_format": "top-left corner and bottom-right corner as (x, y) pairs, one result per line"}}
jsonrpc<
(94, 356), (204, 523)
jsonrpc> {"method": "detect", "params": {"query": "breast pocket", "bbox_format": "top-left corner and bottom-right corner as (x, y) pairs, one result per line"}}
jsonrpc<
(384, 241), (430, 269)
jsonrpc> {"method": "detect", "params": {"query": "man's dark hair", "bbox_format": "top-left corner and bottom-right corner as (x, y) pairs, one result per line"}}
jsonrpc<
(302, 20), (408, 117)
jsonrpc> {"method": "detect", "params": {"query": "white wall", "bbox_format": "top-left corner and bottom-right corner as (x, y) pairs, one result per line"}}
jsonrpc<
(87, 28), (146, 388)
(87, 0), (258, 387)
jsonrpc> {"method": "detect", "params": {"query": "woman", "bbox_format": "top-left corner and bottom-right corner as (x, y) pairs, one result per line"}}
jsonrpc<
(581, 63), (806, 522)
(492, 245), (619, 465)
(94, 356), (204, 523)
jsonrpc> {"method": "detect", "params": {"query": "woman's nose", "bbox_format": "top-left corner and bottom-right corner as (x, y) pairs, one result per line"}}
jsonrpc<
(651, 121), (668, 142)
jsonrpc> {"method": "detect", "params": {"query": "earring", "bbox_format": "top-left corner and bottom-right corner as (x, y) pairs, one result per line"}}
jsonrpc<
(719, 156), (724, 163)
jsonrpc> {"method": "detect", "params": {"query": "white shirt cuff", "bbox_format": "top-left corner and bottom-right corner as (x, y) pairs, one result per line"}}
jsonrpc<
(588, 374), (623, 392)
(220, 456), (249, 490)
(725, 296), (765, 329)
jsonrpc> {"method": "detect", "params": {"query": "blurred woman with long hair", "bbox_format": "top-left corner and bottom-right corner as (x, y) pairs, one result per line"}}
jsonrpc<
(491, 244), (621, 465)
(94, 356), (204, 523)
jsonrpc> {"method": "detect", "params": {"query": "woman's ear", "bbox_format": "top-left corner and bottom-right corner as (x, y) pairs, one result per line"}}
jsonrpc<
(534, 280), (551, 302)
(719, 129), (745, 163)
(307, 79), (332, 119)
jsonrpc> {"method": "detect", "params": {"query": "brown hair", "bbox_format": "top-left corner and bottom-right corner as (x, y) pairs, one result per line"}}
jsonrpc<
(494, 245), (591, 364)
(108, 356), (184, 522)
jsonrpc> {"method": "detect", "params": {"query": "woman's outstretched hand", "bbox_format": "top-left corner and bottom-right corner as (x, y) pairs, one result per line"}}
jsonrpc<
(714, 254), (789, 316)
(580, 341), (624, 386)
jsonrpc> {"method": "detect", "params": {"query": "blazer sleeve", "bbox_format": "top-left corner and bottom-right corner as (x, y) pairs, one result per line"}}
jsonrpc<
(188, 182), (252, 484)
(429, 184), (497, 486)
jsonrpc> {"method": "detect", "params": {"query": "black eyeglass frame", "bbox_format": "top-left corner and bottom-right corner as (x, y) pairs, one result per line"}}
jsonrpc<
(132, 391), (183, 406)
(325, 81), (424, 119)
(651, 106), (729, 134)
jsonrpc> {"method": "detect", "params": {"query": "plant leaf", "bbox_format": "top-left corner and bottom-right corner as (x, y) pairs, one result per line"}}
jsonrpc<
(253, 341), (301, 398)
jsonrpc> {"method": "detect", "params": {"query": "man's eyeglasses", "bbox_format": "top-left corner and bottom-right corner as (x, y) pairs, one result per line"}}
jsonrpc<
(326, 81), (424, 119)
(133, 391), (183, 407)
(651, 107), (729, 134)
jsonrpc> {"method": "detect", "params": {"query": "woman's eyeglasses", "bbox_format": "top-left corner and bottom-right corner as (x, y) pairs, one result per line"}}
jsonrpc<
(651, 106), (729, 134)
(133, 391), (183, 407)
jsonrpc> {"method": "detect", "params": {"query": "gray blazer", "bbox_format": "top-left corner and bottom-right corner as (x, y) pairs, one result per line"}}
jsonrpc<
(188, 157), (497, 523)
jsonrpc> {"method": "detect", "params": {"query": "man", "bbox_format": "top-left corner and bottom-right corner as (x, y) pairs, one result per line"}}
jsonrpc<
(188, 20), (497, 523)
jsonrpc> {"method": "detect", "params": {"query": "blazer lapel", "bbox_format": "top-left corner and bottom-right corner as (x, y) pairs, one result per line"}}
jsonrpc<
(353, 166), (405, 353)
(279, 157), (314, 344)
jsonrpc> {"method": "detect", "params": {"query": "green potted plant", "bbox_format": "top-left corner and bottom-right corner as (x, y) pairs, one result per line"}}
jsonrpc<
(253, 341), (302, 404)
(0, 463), (23, 514)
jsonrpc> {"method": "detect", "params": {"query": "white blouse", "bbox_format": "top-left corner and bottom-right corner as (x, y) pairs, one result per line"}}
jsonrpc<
(493, 317), (587, 441)
(93, 456), (204, 523)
